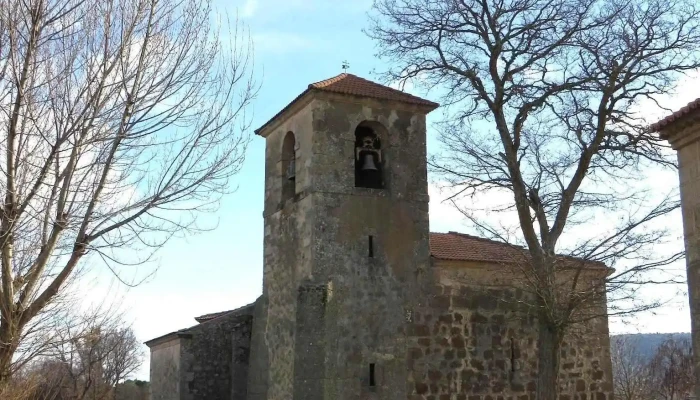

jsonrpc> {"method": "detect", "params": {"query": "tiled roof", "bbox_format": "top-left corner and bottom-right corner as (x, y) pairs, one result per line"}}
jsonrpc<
(429, 231), (605, 268)
(194, 301), (256, 323)
(194, 310), (230, 323)
(146, 300), (257, 347)
(309, 73), (439, 108)
(429, 231), (527, 263)
(649, 98), (700, 134)
(255, 73), (439, 135)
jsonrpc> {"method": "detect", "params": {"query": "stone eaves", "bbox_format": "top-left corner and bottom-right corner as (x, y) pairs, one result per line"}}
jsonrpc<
(649, 97), (700, 138)
(254, 73), (439, 137)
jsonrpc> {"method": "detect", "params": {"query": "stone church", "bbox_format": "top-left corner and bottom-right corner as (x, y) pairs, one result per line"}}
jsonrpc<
(145, 73), (614, 400)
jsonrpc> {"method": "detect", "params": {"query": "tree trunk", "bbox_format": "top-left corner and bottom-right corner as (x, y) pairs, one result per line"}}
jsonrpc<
(0, 339), (18, 388)
(0, 356), (9, 390)
(537, 316), (562, 400)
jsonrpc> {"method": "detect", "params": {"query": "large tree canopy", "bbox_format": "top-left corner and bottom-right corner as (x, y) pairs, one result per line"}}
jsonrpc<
(369, 0), (700, 398)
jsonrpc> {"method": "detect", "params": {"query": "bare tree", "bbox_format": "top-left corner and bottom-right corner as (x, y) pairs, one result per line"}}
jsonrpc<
(105, 329), (141, 400)
(368, 0), (700, 399)
(0, 366), (52, 400)
(0, 303), (144, 400)
(46, 310), (143, 400)
(647, 337), (694, 400)
(611, 336), (651, 400)
(0, 0), (257, 385)
(0, 308), (144, 400)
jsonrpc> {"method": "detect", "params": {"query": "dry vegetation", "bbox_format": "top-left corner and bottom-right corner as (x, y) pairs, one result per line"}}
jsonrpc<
(613, 336), (694, 400)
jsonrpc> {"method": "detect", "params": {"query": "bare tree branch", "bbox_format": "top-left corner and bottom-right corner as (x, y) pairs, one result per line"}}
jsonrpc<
(0, 0), (258, 383)
(368, 0), (700, 398)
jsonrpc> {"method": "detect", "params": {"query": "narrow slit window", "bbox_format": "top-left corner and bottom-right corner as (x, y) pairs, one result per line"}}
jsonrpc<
(281, 132), (296, 202)
(369, 363), (376, 387)
(510, 339), (516, 372)
(368, 236), (374, 258)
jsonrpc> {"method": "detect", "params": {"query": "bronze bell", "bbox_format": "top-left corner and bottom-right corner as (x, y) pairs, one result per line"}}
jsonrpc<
(286, 159), (296, 180)
(361, 154), (378, 171)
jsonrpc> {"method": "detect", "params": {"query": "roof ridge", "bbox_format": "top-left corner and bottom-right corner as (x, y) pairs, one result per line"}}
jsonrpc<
(430, 231), (606, 269)
(649, 97), (700, 134)
(309, 73), (438, 106)
(255, 72), (440, 135)
(443, 231), (525, 248)
(308, 73), (349, 88)
(256, 73), (438, 135)
(194, 300), (256, 323)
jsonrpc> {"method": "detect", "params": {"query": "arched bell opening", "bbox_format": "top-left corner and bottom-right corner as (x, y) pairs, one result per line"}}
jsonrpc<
(282, 131), (296, 201)
(354, 122), (385, 189)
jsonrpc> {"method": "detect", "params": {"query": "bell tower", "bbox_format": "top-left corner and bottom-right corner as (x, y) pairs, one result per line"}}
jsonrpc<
(246, 73), (438, 400)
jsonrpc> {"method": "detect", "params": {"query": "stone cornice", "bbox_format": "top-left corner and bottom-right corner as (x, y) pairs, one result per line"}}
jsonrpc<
(255, 90), (435, 138)
(661, 116), (700, 150)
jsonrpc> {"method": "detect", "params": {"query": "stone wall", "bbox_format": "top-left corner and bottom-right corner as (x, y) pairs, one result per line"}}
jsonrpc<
(292, 283), (329, 400)
(179, 311), (254, 400)
(405, 264), (613, 400)
(231, 316), (255, 400)
(251, 97), (316, 400)
(149, 337), (183, 400)
(666, 123), (700, 396)
(246, 296), (270, 400)
(306, 97), (432, 400)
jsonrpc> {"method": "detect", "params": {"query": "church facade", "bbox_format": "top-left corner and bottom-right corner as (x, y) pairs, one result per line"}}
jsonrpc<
(145, 73), (613, 400)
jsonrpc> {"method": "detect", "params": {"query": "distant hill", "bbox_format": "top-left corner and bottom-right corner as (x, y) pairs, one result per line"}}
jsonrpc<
(611, 332), (691, 359)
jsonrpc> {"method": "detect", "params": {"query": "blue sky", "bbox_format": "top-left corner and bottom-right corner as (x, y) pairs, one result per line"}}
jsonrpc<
(76, 0), (699, 380)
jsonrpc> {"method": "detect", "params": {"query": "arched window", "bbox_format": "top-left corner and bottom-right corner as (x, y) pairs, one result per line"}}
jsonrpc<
(282, 131), (296, 201)
(354, 123), (384, 189)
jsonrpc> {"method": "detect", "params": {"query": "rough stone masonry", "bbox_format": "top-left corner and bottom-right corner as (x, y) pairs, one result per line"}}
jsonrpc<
(651, 100), (700, 400)
(145, 73), (614, 400)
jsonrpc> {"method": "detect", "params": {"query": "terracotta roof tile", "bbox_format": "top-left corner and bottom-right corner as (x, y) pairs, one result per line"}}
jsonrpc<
(429, 231), (605, 269)
(309, 73), (439, 108)
(429, 231), (527, 263)
(649, 98), (700, 134)
(255, 73), (439, 135)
